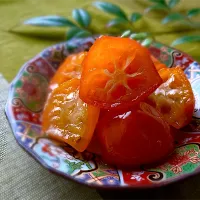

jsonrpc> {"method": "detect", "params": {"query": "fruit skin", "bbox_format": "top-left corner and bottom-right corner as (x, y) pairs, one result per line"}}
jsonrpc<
(80, 36), (162, 110)
(42, 78), (100, 152)
(96, 102), (174, 168)
(147, 67), (195, 129)
(49, 51), (87, 90)
(86, 131), (102, 155)
(151, 55), (167, 71)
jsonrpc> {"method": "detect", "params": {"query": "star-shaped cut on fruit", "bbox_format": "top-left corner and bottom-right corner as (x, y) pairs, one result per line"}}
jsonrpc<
(103, 55), (143, 101)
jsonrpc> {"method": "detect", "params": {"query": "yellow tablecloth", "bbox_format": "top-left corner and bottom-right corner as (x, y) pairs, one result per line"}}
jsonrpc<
(0, 0), (199, 82)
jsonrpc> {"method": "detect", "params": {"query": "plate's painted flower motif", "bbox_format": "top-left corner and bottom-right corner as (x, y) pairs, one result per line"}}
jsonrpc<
(168, 148), (200, 174)
(160, 53), (169, 62)
(131, 171), (144, 181)
(33, 138), (96, 176)
(176, 57), (189, 67)
(161, 46), (168, 53)
(14, 72), (48, 112)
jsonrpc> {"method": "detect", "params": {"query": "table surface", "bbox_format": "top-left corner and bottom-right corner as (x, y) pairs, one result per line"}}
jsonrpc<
(1, 0), (200, 199)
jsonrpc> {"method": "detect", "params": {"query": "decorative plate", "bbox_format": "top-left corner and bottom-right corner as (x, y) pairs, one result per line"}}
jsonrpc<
(5, 37), (200, 189)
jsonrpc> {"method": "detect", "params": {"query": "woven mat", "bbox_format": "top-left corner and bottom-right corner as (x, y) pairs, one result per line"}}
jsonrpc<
(0, 75), (102, 200)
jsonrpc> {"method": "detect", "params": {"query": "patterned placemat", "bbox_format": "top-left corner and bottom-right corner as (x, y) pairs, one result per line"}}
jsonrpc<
(0, 74), (102, 200)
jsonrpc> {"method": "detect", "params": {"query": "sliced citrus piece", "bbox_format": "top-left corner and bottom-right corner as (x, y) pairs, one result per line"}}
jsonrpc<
(80, 36), (162, 109)
(151, 55), (167, 71)
(148, 67), (195, 129)
(49, 51), (87, 90)
(42, 78), (100, 152)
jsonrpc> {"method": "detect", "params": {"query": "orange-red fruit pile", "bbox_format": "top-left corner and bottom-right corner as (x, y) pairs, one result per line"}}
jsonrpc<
(42, 36), (195, 168)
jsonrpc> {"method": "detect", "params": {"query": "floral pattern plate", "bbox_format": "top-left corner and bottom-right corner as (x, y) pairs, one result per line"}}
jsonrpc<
(5, 37), (200, 189)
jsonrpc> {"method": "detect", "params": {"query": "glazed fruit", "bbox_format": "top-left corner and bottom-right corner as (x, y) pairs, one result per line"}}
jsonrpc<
(151, 55), (167, 71)
(96, 102), (174, 167)
(42, 36), (195, 168)
(80, 36), (162, 109)
(49, 51), (87, 90)
(148, 67), (195, 129)
(42, 78), (100, 152)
